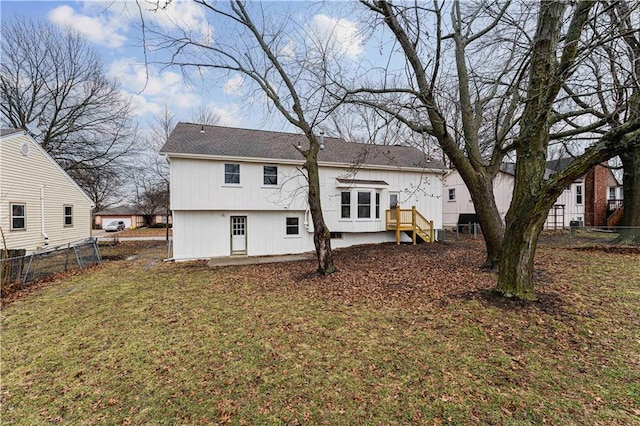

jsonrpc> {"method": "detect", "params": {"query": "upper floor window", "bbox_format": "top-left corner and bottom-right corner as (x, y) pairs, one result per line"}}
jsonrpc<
(448, 188), (456, 201)
(608, 187), (616, 200)
(263, 166), (278, 186)
(357, 191), (371, 218)
(11, 203), (26, 230)
(576, 185), (583, 205)
(286, 217), (299, 235)
(64, 205), (73, 227)
(225, 163), (240, 184)
(341, 192), (351, 218)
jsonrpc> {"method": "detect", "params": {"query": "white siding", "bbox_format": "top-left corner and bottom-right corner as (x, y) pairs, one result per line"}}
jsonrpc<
(442, 169), (585, 229)
(0, 133), (93, 252)
(442, 171), (514, 228)
(169, 156), (442, 260)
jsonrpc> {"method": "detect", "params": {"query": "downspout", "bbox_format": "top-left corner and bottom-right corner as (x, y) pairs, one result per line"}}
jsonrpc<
(41, 185), (49, 246)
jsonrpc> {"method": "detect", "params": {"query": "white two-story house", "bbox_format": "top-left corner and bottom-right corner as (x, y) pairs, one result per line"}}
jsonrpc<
(161, 123), (445, 261)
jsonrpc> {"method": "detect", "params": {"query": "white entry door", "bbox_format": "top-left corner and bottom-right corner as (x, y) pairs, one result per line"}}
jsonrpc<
(230, 216), (247, 255)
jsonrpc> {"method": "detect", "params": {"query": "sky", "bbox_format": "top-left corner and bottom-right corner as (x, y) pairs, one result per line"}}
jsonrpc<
(1, 0), (369, 134)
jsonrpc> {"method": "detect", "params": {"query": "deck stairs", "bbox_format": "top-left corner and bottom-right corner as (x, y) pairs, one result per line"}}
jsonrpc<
(385, 206), (434, 244)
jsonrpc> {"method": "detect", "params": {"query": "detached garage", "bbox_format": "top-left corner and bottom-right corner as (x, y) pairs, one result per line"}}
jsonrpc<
(94, 206), (142, 230)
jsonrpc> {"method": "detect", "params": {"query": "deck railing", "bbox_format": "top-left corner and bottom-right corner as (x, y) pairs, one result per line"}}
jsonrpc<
(385, 205), (434, 244)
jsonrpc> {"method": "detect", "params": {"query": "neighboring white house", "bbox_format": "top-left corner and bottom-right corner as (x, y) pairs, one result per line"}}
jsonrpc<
(0, 129), (94, 252)
(443, 159), (622, 229)
(161, 123), (445, 261)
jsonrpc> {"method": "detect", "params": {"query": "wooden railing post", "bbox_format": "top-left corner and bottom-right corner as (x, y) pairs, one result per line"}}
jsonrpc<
(395, 204), (401, 244)
(411, 206), (417, 244)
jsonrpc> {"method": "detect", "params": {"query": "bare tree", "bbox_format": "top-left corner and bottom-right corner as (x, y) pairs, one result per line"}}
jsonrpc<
(73, 165), (126, 213)
(191, 104), (222, 127)
(608, 1), (640, 244)
(346, 0), (528, 270)
(353, 1), (640, 298)
(495, 1), (640, 299)
(0, 17), (137, 186)
(138, 0), (346, 274)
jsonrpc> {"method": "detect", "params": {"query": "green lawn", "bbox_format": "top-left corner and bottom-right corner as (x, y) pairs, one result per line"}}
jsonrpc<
(2, 242), (639, 424)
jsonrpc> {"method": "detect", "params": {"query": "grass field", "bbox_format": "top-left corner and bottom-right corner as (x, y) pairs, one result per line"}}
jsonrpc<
(2, 240), (639, 424)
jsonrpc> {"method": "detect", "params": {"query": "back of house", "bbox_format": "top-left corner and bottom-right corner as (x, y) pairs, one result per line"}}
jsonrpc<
(161, 123), (445, 261)
(0, 129), (94, 253)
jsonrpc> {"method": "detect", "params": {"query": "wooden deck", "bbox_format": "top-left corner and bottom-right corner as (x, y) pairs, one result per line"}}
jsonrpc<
(385, 206), (434, 244)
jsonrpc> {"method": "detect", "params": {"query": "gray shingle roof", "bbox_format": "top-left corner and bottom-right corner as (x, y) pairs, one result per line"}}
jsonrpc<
(0, 128), (24, 137)
(500, 158), (584, 181)
(160, 122), (444, 170)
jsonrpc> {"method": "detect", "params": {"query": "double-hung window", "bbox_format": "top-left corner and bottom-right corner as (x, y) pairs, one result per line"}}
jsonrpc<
(64, 205), (73, 227)
(576, 185), (583, 205)
(448, 188), (456, 201)
(11, 203), (26, 230)
(225, 164), (240, 184)
(286, 217), (299, 235)
(341, 192), (351, 218)
(263, 166), (278, 186)
(357, 191), (371, 218)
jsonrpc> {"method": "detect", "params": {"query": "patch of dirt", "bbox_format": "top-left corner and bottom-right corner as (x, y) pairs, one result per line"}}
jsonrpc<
(226, 240), (501, 309)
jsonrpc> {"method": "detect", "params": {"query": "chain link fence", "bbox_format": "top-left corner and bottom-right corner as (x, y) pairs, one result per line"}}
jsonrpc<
(1, 238), (102, 296)
(441, 225), (640, 248)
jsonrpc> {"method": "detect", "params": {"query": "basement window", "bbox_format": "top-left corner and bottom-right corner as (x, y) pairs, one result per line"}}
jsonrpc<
(286, 217), (299, 235)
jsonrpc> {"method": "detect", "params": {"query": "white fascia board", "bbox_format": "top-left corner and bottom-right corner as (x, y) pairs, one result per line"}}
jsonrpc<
(163, 152), (445, 174)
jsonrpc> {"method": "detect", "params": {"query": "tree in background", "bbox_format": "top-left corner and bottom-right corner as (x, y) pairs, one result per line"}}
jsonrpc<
(0, 16), (138, 205)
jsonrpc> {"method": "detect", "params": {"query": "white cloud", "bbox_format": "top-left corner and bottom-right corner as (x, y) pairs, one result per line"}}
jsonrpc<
(108, 58), (201, 116)
(48, 5), (127, 48)
(89, 0), (213, 45)
(311, 15), (364, 60)
(204, 103), (242, 127)
(223, 74), (244, 95)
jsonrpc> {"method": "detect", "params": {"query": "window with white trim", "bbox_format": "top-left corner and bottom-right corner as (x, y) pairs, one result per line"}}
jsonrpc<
(64, 205), (73, 227)
(375, 192), (380, 219)
(357, 191), (371, 218)
(576, 185), (583, 205)
(286, 217), (299, 235)
(341, 192), (351, 218)
(11, 203), (26, 230)
(608, 187), (616, 200)
(448, 188), (456, 201)
(263, 165), (278, 186)
(224, 163), (240, 184)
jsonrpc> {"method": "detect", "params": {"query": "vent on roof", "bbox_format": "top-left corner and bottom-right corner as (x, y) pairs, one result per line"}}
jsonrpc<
(320, 132), (325, 150)
(200, 125), (205, 133)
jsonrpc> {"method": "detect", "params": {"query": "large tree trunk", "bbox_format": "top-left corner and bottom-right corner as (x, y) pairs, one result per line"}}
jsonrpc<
(617, 148), (640, 244)
(305, 149), (336, 275)
(495, 0), (574, 300)
(465, 174), (504, 271)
